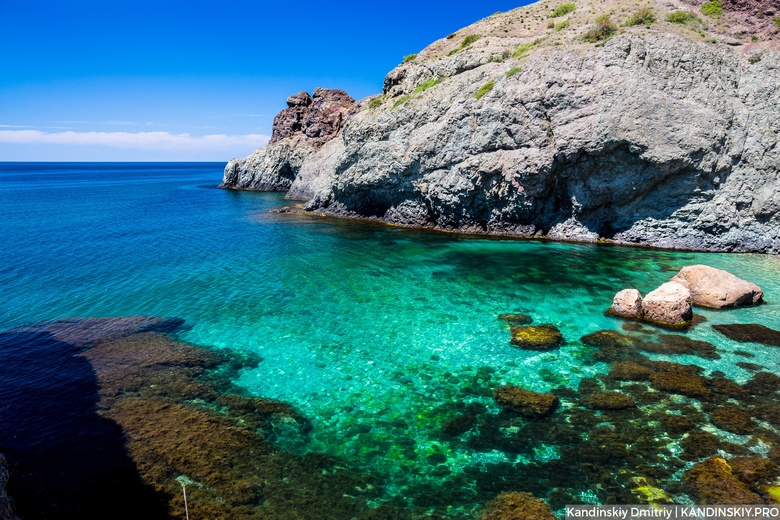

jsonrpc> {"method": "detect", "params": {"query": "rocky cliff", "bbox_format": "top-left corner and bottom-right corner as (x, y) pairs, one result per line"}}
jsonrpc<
(221, 0), (780, 253)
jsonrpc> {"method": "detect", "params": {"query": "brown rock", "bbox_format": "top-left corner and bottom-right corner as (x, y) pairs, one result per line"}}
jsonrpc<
(683, 457), (764, 504)
(269, 88), (356, 146)
(583, 391), (636, 410)
(649, 370), (709, 399)
(611, 289), (643, 319)
(671, 265), (763, 309)
(493, 385), (559, 418)
(608, 361), (654, 381)
(641, 282), (693, 326)
(729, 457), (780, 485)
(509, 324), (564, 350)
(713, 324), (780, 348)
(479, 491), (556, 520)
(710, 406), (756, 435)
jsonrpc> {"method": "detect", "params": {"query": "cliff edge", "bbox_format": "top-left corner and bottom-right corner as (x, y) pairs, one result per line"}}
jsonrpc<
(222, 0), (780, 253)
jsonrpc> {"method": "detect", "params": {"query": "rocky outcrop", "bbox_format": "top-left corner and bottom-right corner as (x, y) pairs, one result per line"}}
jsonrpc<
(641, 282), (693, 326)
(611, 289), (643, 319)
(493, 385), (559, 418)
(221, 88), (358, 191)
(670, 265), (764, 308)
(222, 0), (780, 253)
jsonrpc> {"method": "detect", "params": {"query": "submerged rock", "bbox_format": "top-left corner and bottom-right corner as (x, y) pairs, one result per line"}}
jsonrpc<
(498, 313), (533, 326)
(671, 265), (763, 309)
(493, 385), (559, 418)
(649, 370), (709, 399)
(611, 289), (643, 320)
(608, 361), (654, 382)
(709, 406), (756, 435)
(713, 324), (780, 347)
(683, 457), (764, 505)
(641, 282), (693, 327)
(479, 491), (556, 520)
(509, 324), (563, 350)
(583, 391), (636, 410)
(638, 335), (719, 360)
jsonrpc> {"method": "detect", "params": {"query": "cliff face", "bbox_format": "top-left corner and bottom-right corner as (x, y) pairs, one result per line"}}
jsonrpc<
(221, 0), (780, 253)
(220, 88), (359, 191)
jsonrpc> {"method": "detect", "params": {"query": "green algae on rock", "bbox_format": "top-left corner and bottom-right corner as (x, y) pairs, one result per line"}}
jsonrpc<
(509, 324), (564, 350)
(713, 324), (780, 347)
(583, 391), (636, 410)
(493, 385), (559, 418)
(683, 457), (764, 505)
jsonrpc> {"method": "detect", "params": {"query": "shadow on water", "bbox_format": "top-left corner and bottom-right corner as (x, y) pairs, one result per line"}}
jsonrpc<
(0, 329), (170, 520)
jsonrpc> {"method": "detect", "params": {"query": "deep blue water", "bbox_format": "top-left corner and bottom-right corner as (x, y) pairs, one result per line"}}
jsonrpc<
(2, 162), (780, 516)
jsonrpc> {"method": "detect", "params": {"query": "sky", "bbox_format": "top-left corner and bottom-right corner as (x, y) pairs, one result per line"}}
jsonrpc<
(0, 0), (529, 162)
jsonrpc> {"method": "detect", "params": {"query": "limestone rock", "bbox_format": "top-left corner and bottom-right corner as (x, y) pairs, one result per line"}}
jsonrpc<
(671, 265), (763, 308)
(221, 89), (357, 191)
(611, 289), (643, 319)
(641, 282), (693, 326)
(493, 385), (559, 418)
(221, 2), (780, 253)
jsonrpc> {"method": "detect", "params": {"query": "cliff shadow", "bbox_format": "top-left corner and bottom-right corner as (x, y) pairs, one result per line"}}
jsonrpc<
(0, 328), (171, 520)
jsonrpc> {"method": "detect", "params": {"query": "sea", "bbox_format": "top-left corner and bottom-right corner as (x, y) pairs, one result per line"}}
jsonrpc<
(1, 162), (780, 518)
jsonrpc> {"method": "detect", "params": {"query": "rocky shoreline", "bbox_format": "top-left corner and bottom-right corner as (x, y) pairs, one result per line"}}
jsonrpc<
(221, 0), (779, 253)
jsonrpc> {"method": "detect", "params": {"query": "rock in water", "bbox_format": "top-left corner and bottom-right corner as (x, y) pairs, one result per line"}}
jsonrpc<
(220, 3), (780, 253)
(712, 324), (780, 347)
(493, 385), (559, 418)
(509, 324), (564, 350)
(641, 282), (693, 327)
(221, 88), (358, 192)
(683, 457), (763, 505)
(479, 491), (556, 520)
(670, 265), (763, 308)
(611, 289), (643, 319)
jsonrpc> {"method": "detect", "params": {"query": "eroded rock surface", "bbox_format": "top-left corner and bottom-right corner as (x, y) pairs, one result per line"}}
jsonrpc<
(221, 88), (358, 191)
(221, 0), (780, 253)
(671, 265), (763, 308)
(641, 282), (693, 326)
(612, 289), (643, 319)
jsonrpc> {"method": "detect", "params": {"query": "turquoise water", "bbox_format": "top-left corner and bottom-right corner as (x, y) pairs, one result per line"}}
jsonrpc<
(2, 163), (780, 515)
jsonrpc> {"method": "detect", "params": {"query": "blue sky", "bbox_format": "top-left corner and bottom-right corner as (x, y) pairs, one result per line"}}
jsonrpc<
(0, 0), (528, 161)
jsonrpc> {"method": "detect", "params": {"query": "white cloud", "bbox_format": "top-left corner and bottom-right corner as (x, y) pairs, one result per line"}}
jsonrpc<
(0, 129), (270, 151)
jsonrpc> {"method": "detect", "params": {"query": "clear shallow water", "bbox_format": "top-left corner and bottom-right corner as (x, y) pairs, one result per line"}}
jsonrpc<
(2, 163), (780, 515)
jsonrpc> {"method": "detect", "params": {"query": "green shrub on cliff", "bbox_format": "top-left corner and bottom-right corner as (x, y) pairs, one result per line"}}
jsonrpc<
(582, 15), (617, 42)
(414, 77), (443, 93)
(505, 67), (523, 78)
(368, 97), (384, 109)
(550, 3), (576, 17)
(775, 17), (780, 28)
(402, 54), (417, 64)
(626, 7), (656, 26)
(448, 34), (482, 55)
(392, 95), (411, 109)
(700, 0), (723, 17)
(667, 10), (696, 24)
(556, 19), (570, 31)
(513, 38), (543, 58)
(474, 80), (495, 100)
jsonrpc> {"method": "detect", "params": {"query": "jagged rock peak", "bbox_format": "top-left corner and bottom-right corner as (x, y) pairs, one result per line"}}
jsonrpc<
(269, 88), (356, 146)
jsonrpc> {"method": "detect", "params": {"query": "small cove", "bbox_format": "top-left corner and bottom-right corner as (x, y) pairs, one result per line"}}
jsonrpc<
(2, 162), (780, 517)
